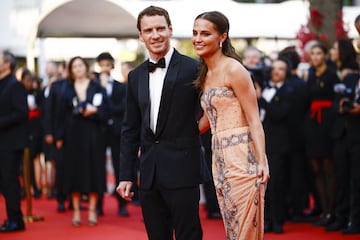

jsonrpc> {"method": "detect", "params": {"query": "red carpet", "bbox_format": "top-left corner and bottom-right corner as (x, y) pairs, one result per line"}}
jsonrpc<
(0, 194), (359, 240)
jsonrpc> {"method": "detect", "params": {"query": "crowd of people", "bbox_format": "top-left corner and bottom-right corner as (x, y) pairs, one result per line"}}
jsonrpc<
(0, 50), (139, 231)
(0, 4), (359, 240)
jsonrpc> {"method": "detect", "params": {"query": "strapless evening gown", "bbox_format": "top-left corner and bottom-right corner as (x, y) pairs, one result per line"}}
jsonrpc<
(201, 87), (265, 240)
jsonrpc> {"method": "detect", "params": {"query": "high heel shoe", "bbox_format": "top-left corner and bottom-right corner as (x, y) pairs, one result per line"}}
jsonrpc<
(88, 209), (97, 226)
(72, 209), (81, 227)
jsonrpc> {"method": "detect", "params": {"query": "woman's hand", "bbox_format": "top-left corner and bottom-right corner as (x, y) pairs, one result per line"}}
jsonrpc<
(82, 103), (98, 117)
(258, 162), (270, 184)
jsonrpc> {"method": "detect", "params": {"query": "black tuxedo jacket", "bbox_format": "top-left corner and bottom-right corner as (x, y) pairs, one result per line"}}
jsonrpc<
(42, 79), (67, 138)
(106, 80), (127, 136)
(0, 74), (28, 151)
(119, 49), (202, 190)
(259, 82), (294, 154)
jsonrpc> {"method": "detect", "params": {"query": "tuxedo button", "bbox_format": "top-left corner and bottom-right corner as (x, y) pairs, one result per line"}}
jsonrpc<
(155, 140), (159, 144)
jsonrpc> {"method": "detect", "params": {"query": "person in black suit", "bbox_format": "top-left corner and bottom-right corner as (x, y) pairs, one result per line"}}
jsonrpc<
(43, 76), (69, 212)
(278, 47), (311, 221)
(326, 72), (360, 235)
(95, 52), (128, 216)
(0, 50), (28, 232)
(116, 6), (203, 240)
(259, 57), (294, 233)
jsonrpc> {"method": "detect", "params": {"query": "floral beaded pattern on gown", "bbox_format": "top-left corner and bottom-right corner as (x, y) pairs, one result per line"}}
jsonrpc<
(201, 87), (265, 240)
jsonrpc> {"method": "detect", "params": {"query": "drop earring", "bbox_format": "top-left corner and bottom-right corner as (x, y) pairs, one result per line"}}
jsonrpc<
(219, 42), (222, 48)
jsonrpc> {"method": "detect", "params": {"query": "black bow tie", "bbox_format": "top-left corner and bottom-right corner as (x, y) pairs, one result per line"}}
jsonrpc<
(148, 58), (166, 73)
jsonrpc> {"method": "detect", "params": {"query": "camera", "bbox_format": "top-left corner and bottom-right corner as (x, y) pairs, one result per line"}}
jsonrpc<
(334, 83), (360, 113)
(342, 99), (355, 112)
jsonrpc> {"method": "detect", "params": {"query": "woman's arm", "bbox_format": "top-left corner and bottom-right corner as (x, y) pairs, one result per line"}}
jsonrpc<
(198, 111), (210, 135)
(227, 60), (270, 184)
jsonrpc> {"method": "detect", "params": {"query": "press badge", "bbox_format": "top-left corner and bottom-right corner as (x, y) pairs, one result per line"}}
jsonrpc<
(92, 93), (103, 107)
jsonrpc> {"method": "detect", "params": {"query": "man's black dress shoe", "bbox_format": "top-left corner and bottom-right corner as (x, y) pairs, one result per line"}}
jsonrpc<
(313, 213), (335, 227)
(207, 212), (222, 219)
(118, 206), (129, 217)
(325, 220), (348, 232)
(0, 220), (25, 232)
(272, 223), (284, 234)
(57, 202), (66, 213)
(96, 208), (104, 217)
(264, 222), (272, 233)
(342, 225), (360, 234)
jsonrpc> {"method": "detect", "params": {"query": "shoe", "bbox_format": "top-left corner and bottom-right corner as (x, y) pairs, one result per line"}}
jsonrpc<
(264, 222), (272, 233)
(72, 220), (81, 227)
(325, 220), (348, 232)
(313, 213), (335, 227)
(72, 210), (81, 227)
(132, 199), (141, 206)
(207, 212), (222, 219)
(33, 189), (42, 199)
(0, 220), (25, 232)
(88, 209), (97, 226)
(342, 225), (360, 234)
(96, 208), (104, 217)
(273, 223), (284, 234)
(57, 202), (66, 213)
(118, 206), (129, 217)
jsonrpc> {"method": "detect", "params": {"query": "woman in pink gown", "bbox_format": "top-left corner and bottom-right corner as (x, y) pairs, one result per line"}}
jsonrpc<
(192, 11), (270, 240)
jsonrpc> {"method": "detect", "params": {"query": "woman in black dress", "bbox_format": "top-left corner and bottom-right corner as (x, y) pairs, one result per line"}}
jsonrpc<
(55, 56), (109, 226)
(305, 43), (339, 226)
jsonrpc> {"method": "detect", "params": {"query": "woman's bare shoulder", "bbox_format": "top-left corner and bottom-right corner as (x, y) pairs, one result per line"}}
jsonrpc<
(225, 58), (251, 87)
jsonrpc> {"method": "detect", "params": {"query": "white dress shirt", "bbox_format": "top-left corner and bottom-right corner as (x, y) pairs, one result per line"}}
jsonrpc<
(149, 47), (174, 132)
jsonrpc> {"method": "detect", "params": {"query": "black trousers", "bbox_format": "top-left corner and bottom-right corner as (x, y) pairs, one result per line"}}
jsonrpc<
(140, 184), (202, 240)
(55, 147), (67, 203)
(98, 130), (128, 210)
(333, 136), (350, 222)
(0, 150), (23, 222)
(265, 152), (288, 225)
(288, 150), (309, 215)
(348, 141), (360, 227)
(200, 131), (219, 214)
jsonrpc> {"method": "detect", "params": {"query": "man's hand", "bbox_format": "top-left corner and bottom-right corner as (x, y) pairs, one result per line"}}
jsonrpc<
(116, 181), (134, 201)
(349, 103), (360, 115)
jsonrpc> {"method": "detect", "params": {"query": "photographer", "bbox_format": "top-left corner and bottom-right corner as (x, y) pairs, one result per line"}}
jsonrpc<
(243, 46), (271, 99)
(328, 73), (360, 234)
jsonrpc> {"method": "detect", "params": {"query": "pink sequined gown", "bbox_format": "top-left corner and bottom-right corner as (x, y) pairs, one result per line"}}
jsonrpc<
(201, 87), (265, 240)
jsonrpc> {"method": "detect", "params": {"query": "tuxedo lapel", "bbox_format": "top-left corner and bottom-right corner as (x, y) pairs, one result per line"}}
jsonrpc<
(155, 51), (180, 137)
(138, 63), (152, 133)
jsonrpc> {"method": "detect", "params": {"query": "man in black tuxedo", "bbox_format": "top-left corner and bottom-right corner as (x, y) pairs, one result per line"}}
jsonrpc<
(0, 50), (28, 232)
(116, 6), (203, 240)
(95, 52), (128, 216)
(278, 47), (311, 222)
(259, 57), (294, 234)
(43, 77), (69, 212)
